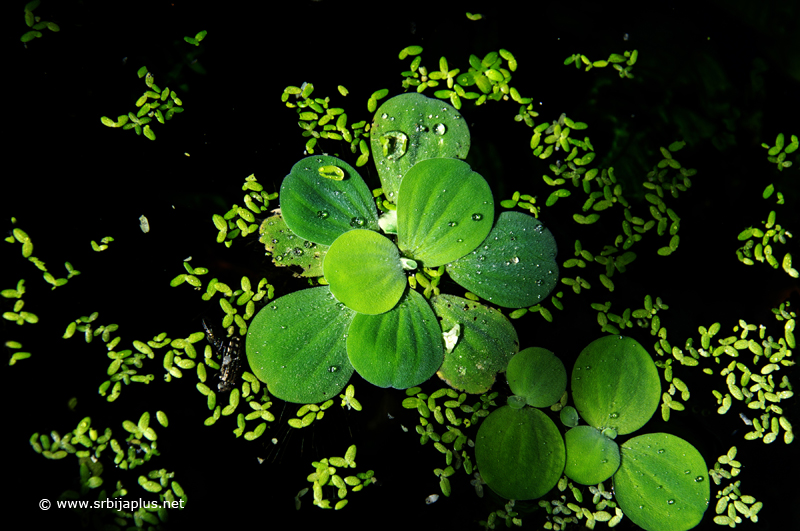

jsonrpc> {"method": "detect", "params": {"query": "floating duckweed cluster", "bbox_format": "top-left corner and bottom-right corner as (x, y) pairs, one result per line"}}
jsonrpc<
(297, 445), (374, 510)
(90, 235), (115, 251)
(212, 174), (279, 247)
(497, 139), (692, 323)
(281, 81), (374, 164)
(735, 141), (797, 275)
(20, 0), (59, 43)
(735, 209), (796, 277)
(761, 132), (797, 172)
(100, 66), (184, 141)
(564, 50), (638, 79)
(479, 499), (523, 529)
(710, 447), (763, 526)
(30, 413), (185, 528)
(4, 219), (84, 366)
(287, 399), (334, 429)
(402, 387), (496, 498)
(538, 479), (624, 530)
(182, 29), (207, 47)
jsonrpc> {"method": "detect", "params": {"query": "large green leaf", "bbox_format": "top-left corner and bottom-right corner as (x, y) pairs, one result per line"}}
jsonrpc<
(475, 406), (565, 500)
(347, 289), (443, 388)
(447, 212), (559, 308)
(245, 287), (355, 403)
(370, 93), (470, 201)
(564, 425), (620, 485)
(397, 158), (493, 268)
(280, 155), (379, 246)
(323, 229), (406, 315)
(430, 294), (518, 394)
(506, 347), (566, 408)
(571, 336), (661, 435)
(614, 433), (710, 531)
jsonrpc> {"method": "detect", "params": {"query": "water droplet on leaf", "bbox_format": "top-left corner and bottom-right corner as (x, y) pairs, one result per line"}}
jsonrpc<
(472, 213), (483, 221)
(380, 131), (409, 160)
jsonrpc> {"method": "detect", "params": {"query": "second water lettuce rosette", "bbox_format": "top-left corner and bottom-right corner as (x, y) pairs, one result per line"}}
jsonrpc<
(246, 95), (559, 404)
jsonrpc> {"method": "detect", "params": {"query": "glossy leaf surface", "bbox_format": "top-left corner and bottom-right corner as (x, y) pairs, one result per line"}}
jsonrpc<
(506, 347), (566, 408)
(323, 229), (406, 315)
(280, 155), (378, 246)
(447, 212), (559, 308)
(475, 406), (565, 500)
(370, 93), (470, 201)
(347, 289), (443, 388)
(564, 425), (620, 485)
(614, 433), (710, 531)
(397, 158), (493, 268)
(572, 336), (660, 435)
(246, 287), (355, 403)
(431, 294), (518, 393)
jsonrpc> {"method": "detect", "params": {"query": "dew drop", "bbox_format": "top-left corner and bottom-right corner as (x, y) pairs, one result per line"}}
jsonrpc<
(275, 256), (283, 261)
(694, 476), (704, 482)
(304, 241), (314, 248)
(293, 247), (304, 256)
(318, 165), (345, 180)
(380, 131), (409, 160)
(328, 365), (339, 373)
(448, 221), (458, 227)
(381, 113), (388, 119)
(434, 123), (447, 135)
(456, 238), (463, 243)
(350, 217), (365, 228)
(472, 213), (483, 221)
(667, 499), (675, 505)
(272, 238), (279, 244)
(657, 449), (665, 454)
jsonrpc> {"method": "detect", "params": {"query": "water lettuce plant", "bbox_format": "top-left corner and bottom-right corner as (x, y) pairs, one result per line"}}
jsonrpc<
(246, 93), (560, 403)
(476, 336), (709, 531)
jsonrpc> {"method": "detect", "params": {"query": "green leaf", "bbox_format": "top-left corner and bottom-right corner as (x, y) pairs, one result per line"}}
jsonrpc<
(564, 425), (620, 485)
(370, 94), (471, 201)
(571, 336), (660, 435)
(506, 347), (566, 407)
(347, 289), (443, 388)
(245, 287), (355, 403)
(447, 212), (559, 308)
(614, 433), (710, 531)
(397, 158), (493, 268)
(324, 229), (406, 315)
(280, 155), (379, 246)
(260, 215), (328, 277)
(430, 294), (518, 393)
(475, 406), (565, 500)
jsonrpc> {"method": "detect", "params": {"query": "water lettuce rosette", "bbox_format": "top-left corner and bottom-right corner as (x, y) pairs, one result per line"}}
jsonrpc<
(246, 94), (559, 403)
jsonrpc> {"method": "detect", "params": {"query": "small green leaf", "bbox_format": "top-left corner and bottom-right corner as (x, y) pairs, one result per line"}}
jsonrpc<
(397, 158), (493, 268)
(324, 229), (406, 315)
(347, 289), (443, 388)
